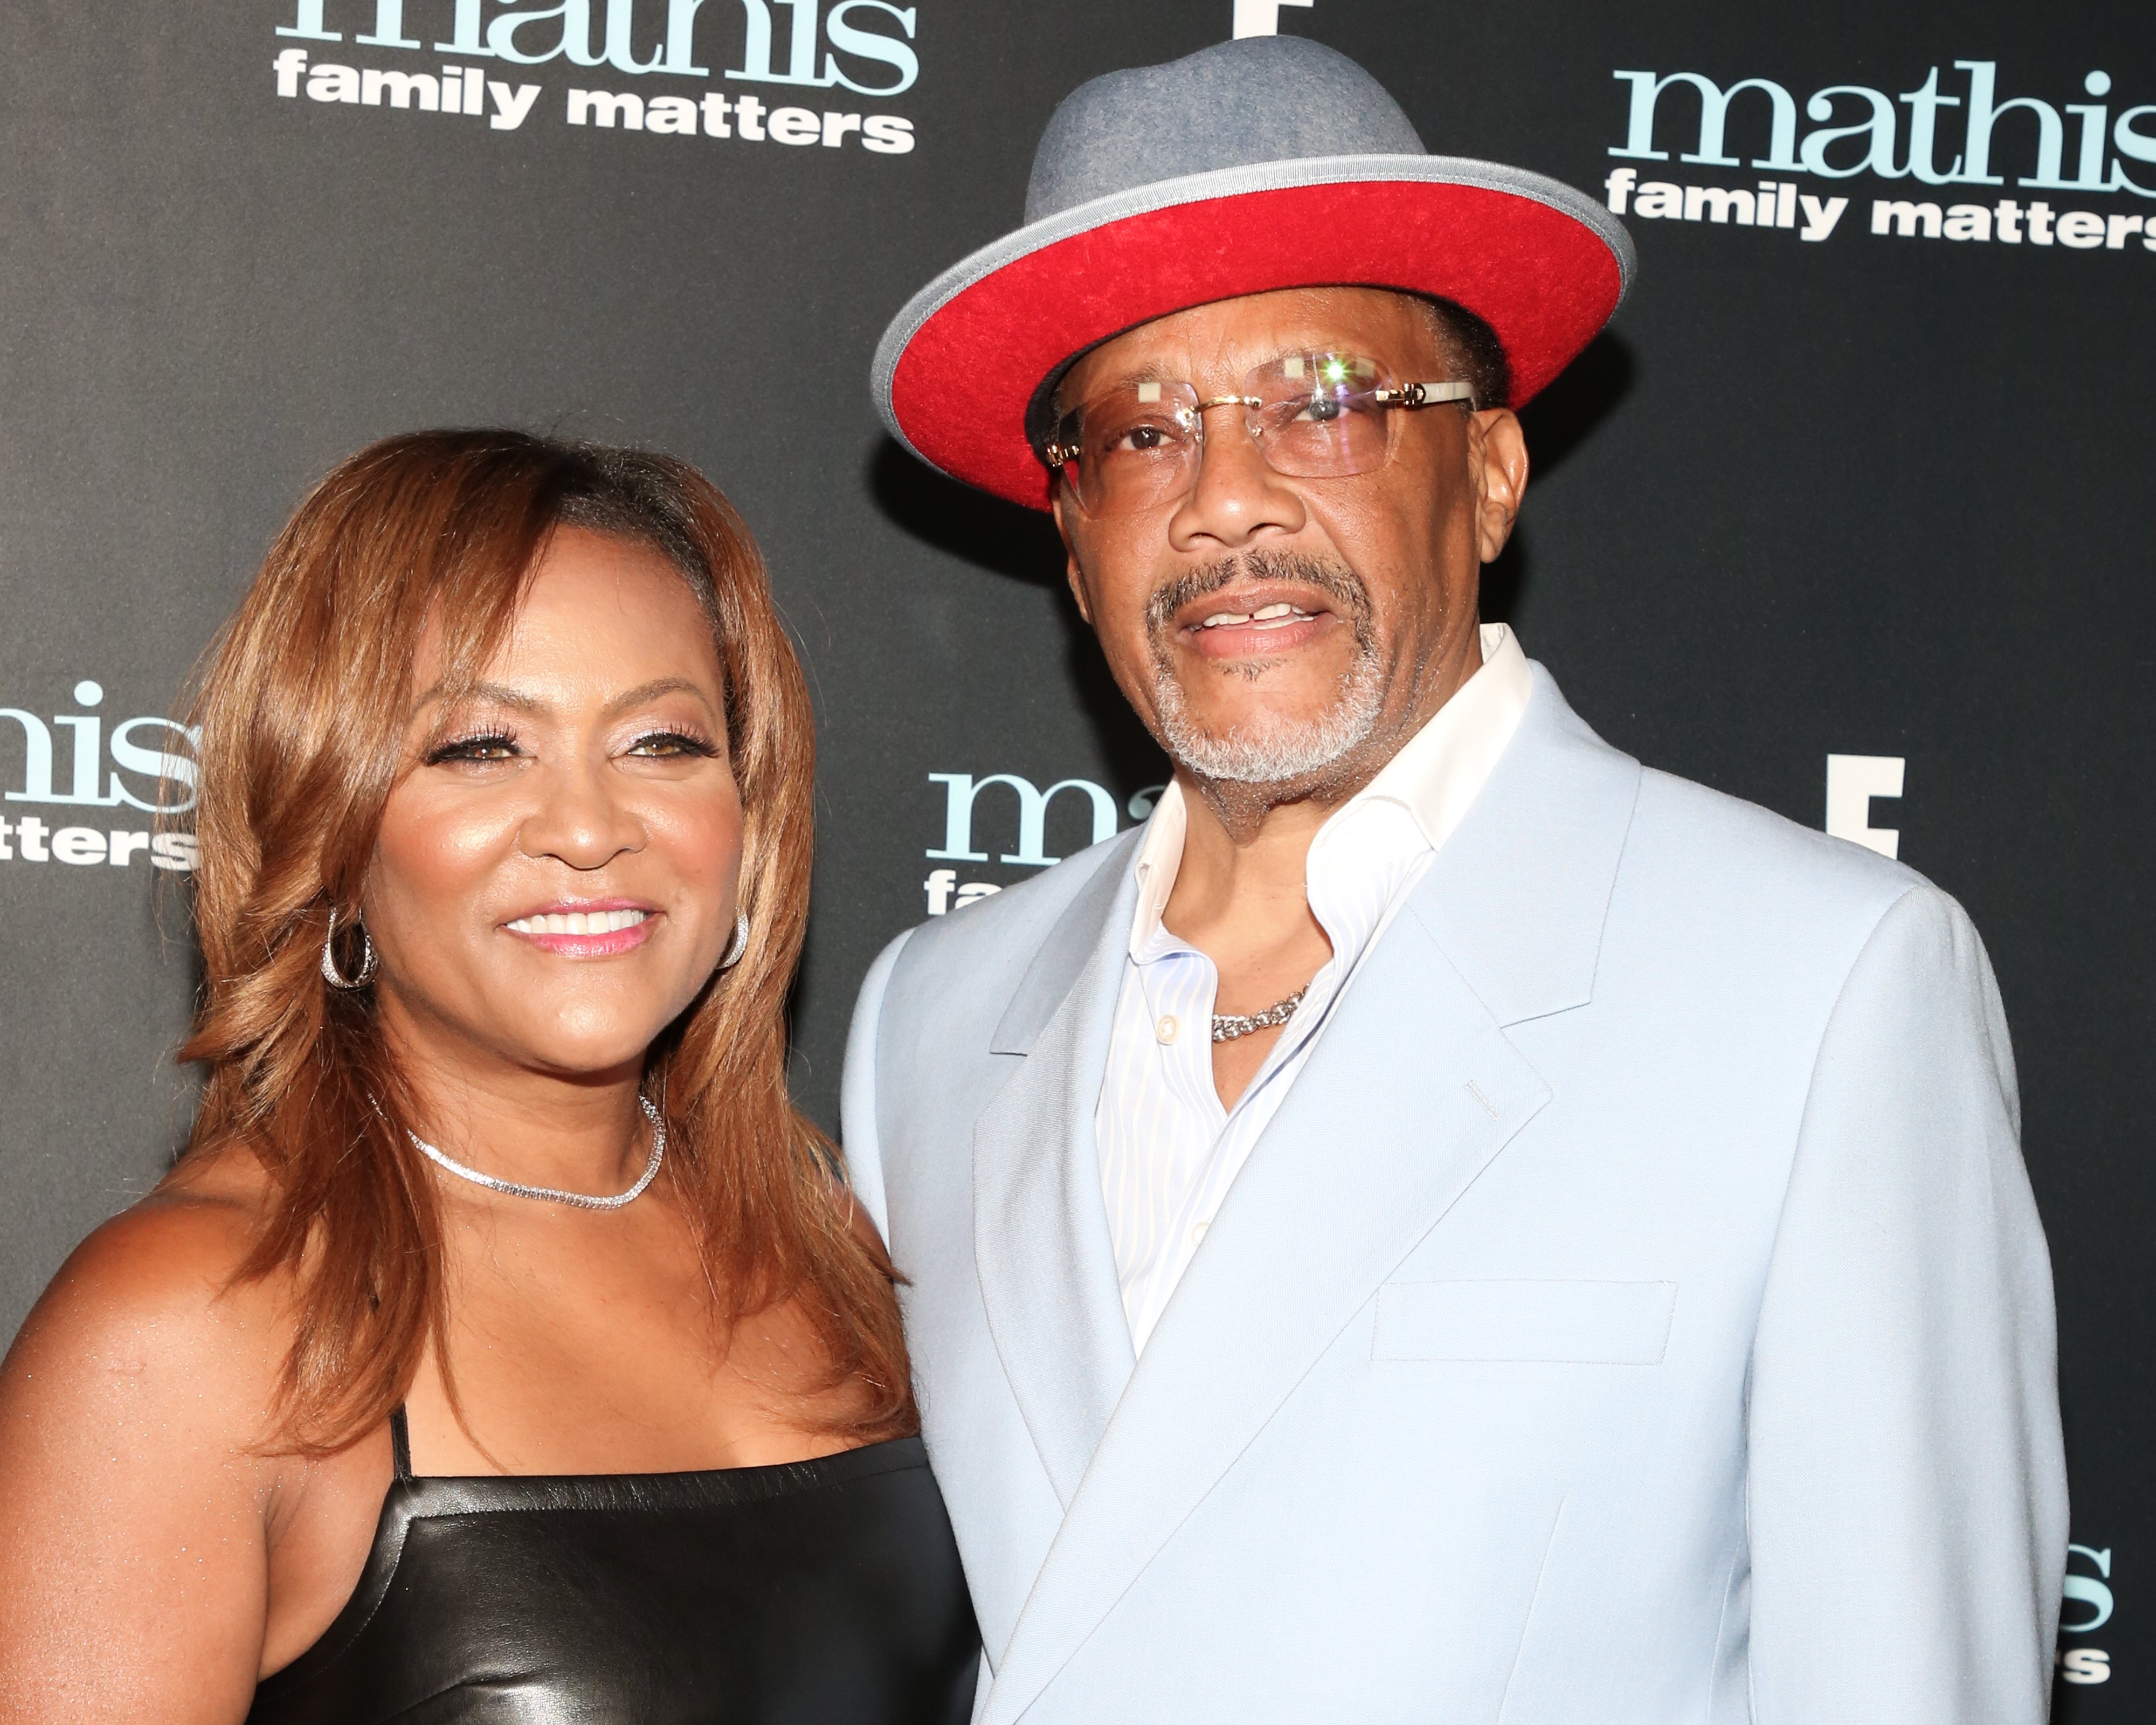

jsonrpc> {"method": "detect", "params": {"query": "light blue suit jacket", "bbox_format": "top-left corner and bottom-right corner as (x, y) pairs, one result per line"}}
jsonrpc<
(842, 667), (2067, 1724)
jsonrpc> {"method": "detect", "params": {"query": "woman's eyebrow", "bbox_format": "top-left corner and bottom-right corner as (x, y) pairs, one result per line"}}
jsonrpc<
(408, 678), (715, 719)
(410, 680), (549, 716)
(603, 677), (717, 717)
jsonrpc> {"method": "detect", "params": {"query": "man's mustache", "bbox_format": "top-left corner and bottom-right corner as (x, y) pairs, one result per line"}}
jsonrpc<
(1145, 551), (1373, 640)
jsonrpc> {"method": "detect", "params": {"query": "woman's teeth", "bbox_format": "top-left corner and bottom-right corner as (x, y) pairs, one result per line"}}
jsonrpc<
(507, 909), (649, 935)
(1198, 602), (1314, 630)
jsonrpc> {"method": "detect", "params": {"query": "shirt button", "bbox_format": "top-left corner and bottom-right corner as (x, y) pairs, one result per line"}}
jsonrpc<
(1156, 1015), (1179, 1044)
(1190, 1220), (1211, 1245)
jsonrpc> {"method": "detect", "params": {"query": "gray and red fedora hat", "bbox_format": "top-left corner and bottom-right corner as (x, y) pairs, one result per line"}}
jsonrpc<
(871, 34), (1635, 512)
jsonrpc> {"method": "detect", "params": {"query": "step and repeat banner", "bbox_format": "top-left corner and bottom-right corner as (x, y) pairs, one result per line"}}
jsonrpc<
(1, 0), (2147, 1706)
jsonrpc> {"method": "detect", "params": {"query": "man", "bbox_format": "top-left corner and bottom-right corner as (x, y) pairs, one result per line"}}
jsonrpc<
(848, 33), (2065, 1724)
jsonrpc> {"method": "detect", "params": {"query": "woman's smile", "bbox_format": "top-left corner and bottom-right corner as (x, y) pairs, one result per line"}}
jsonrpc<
(501, 899), (659, 957)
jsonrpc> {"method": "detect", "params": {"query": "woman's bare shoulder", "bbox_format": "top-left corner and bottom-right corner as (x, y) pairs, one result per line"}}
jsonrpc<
(1, 1143), (288, 1431)
(0, 1155), (318, 1718)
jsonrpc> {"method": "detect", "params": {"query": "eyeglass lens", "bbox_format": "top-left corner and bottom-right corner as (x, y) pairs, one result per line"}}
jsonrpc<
(1059, 352), (1400, 516)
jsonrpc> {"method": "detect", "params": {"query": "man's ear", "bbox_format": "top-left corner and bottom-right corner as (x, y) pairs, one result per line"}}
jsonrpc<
(1467, 408), (1530, 565)
(1050, 491), (1095, 625)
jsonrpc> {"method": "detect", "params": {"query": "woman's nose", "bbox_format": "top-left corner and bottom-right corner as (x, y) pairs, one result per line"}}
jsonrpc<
(515, 758), (644, 870)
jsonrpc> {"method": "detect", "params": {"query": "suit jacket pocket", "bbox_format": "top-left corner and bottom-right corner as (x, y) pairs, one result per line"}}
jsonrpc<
(1373, 1279), (1677, 1364)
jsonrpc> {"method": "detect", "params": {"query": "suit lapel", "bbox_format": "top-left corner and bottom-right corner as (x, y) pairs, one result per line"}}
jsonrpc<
(978, 667), (1644, 1723)
(1413, 665), (1643, 1028)
(982, 913), (1551, 1722)
(972, 844), (1140, 1510)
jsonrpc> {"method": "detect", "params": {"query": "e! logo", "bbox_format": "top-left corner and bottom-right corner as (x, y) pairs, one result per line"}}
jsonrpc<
(1232, 0), (1313, 39)
(1825, 754), (1904, 859)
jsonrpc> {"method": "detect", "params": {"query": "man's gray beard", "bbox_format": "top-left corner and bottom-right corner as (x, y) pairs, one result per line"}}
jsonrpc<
(1145, 552), (1384, 788)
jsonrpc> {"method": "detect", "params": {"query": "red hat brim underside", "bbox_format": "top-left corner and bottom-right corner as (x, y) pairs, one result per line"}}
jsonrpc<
(889, 178), (1623, 511)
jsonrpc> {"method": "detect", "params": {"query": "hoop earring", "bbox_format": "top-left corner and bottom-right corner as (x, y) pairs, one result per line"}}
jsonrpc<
(321, 908), (379, 990)
(718, 909), (750, 971)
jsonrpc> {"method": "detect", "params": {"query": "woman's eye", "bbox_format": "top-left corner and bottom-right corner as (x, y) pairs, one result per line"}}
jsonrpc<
(627, 730), (718, 759)
(427, 732), (520, 765)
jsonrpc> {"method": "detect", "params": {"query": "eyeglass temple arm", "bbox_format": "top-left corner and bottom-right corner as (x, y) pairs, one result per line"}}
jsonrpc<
(1376, 380), (1479, 409)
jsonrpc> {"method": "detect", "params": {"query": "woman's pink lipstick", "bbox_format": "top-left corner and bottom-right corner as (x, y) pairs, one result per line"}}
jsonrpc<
(502, 900), (658, 957)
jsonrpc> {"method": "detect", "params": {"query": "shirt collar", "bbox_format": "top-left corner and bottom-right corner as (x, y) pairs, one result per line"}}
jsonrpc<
(1310, 620), (1531, 861)
(1127, 622), (1532, 960)
(1129, 776), (1188, 960)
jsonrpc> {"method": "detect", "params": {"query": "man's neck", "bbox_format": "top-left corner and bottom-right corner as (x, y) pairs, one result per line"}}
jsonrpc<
(1159, 622), (1487, 990)
(1169, 778), (1336, 930)
(1174, 618), (1484, 867)
(1157, 622), (1488, 1103)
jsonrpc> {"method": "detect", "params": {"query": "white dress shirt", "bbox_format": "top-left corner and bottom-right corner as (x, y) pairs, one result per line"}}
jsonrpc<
(1094, 622), (1533, 1351)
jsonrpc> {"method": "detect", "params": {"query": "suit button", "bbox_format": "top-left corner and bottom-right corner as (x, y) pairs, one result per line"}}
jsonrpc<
(1156, 1015), (1179, 1043)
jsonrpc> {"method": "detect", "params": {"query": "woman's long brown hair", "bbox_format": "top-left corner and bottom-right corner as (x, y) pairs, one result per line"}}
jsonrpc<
(170, 430), (911, 1455)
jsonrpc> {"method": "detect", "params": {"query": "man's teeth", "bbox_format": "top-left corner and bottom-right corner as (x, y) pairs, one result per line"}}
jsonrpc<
(507, 909), (649, 935)
(1198, 602), (1313, 629)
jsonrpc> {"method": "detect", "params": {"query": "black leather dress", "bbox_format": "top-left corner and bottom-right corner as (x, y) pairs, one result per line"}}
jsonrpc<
(246, 1411), (979, 1724)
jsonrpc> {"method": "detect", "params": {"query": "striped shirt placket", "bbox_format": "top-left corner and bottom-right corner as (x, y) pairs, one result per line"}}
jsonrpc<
(1095, 624), (1536, 1355)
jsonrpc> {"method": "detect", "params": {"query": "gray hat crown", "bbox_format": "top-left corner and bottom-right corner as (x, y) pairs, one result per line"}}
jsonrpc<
(1023, 36), (1427, 225)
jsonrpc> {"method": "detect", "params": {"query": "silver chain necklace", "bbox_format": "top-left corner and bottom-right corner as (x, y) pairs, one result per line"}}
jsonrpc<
(1212, 985), (1310, 1044)
(408, 1094), (666, 1211)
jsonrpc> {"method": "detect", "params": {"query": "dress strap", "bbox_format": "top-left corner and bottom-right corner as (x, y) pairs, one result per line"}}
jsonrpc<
(389, 1405), (414, 1482)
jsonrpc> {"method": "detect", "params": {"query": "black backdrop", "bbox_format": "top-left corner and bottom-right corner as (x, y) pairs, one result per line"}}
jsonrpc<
(1, 1), (2147, 1706)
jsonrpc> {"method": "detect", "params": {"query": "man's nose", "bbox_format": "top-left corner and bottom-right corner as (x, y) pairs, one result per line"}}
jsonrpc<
(1166, 403), (1307, 551)
(516, 757), (645, 871)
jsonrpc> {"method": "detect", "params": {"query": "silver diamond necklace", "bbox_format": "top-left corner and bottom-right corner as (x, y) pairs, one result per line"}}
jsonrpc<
(408, 1094), (666, 1211)
(1212, 985), (1310, 1044)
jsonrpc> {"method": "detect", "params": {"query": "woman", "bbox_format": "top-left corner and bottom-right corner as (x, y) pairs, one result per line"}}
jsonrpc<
(0, 432), (978, 1722)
